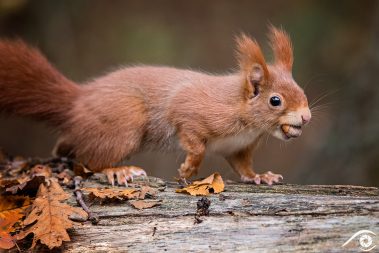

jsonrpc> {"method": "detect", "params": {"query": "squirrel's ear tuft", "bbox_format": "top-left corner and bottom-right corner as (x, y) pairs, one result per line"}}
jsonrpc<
(268, 25), (293, 71)
(235, 33), (269, 81)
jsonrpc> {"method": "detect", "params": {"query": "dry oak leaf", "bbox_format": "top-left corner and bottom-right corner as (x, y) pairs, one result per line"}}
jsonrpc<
(0, 178), (18, 189)
(0, 174), (30, 189)
(30, 164), (52, 178)
(138, 186), (158, 199)
(176, 173), (225, 196)
(4, 157), (28, 177)
(4, 165), (52, 195)
(82, 187), (141, 201)
(17, 179), (88, 249)
(129, 200), (162, 210)
(0, 216), (18, 249)
(73, 162), (93, 178)
(5, 175), (46, 195)
(0, 195), (31, 249)
(0, 195), (31, 220)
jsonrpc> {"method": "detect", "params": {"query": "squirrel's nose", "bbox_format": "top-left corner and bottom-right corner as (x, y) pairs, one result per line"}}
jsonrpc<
(301, 109), (311, 125)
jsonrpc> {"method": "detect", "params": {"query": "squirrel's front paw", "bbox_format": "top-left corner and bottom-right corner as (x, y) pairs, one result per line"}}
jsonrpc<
(178, 163), (197, 179)
(102, 166), (147, 186)
(241, 171), (283, 185)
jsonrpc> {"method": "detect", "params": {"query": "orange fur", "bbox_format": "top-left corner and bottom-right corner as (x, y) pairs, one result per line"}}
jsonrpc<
(269, 25), (293, 71)
(236, 33), (269, 78)
(0, 40), (80, 125)
(0, 26), (311, 184)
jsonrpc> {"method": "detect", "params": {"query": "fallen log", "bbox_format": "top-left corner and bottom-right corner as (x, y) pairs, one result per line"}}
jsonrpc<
(62, 179), (378, 252)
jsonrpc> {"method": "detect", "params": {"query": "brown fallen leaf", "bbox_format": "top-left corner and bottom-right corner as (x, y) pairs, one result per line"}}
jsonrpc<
(83, 185), (158, 202)
(0, 195), (31, 219)
(83, 187), (141, 201)
(0, 170), (31, 190)
(138, 186), (158, 199)
(193, 173), (224, 193)
(0, 216), (18, 249)
(176, 173), (225, 196)
(129, 200), (161, 210)
(30, 164), (52, 178)
(57, 169), (75, 186)
(4, 165), (52, 195)
(5, 175), (46, 195)
(0, 195), (31, 250)
(17, 179), (87, 249)
(0, 177), (19, 189)
(6, 157), (28, 177)
(73, 162), (93, 178)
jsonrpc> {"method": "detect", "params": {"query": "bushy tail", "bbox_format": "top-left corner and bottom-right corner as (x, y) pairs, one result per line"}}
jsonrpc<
(0, 40), (80, 126)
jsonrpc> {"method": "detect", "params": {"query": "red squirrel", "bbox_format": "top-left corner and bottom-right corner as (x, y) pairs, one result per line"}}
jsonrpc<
(0, 26), (311, 185)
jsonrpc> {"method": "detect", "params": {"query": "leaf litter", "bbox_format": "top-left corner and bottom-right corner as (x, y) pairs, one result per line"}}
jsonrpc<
(17, 179), (88, 249)
(0, 149), (193, 250)
(82, 185), (161, 209)
(0, 195), (31, 249)
(0, 151), (234, 249)
(176, 173), (225, 196)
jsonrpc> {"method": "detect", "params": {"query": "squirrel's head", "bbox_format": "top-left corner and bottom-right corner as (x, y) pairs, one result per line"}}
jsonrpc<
(236, 26), (311, 141)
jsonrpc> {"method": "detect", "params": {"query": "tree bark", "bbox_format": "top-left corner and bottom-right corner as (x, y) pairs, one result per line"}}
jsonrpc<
(62, 178), (378, 253)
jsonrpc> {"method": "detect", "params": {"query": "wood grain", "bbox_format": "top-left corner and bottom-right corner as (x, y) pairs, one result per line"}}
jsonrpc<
(62, 178), (378, 252)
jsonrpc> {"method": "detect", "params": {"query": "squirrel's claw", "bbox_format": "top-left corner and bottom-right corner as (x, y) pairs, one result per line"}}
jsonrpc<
(242, 171), (283, 185)
(102, 166), (147, 186)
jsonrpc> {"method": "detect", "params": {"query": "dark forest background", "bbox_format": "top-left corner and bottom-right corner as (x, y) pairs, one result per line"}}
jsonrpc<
(0, 0), (378, 186)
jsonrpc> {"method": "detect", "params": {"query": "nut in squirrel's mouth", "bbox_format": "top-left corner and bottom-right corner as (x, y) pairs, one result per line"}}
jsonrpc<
(281, 124), (302, 139)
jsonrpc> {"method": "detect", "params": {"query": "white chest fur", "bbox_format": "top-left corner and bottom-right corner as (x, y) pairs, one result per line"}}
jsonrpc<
(207, 128), (262, 155)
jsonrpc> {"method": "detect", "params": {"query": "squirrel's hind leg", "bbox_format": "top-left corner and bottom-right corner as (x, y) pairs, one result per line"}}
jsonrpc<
(55, 109), (148, 185)
(52, 136), (75, 158)
(102, 166), (147, 186)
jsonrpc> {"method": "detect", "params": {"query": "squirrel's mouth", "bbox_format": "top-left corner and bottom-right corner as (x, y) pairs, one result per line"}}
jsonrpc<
(280, 124), (302, 139)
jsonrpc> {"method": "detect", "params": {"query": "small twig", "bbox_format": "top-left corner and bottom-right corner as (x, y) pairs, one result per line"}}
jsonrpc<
(152, 226), (157, 236)
(13, 239), (21, 253)
(73, 176), (99, 224)
(176, 177), (192, 188)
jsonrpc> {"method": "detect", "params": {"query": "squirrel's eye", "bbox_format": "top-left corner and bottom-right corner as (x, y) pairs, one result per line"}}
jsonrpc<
(270, 96), (281, 107)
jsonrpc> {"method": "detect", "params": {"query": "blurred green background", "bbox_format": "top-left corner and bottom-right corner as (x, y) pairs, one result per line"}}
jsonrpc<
(0, 0), (378, 186)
